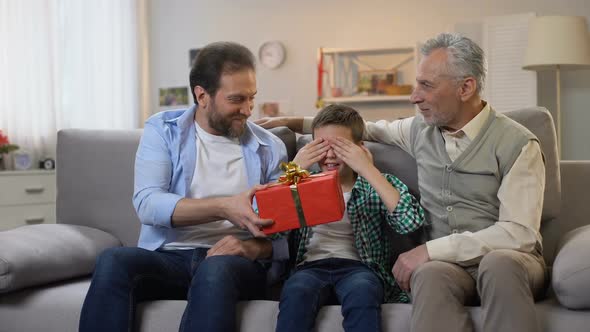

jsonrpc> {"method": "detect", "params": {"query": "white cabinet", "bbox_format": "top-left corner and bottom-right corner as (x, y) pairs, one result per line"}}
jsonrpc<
(0, 170), (56, 231)
(318, 47), (417, 105)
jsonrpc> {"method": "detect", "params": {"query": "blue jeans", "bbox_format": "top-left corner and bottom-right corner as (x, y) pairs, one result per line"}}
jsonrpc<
(276, 258), (384, 332)
(79, 246), (267, 332)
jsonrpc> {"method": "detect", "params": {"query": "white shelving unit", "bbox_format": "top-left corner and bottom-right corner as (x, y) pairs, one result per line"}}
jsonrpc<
(323, 95), (411, 104)
(0, 170), (56, 231)
(321, 47), (415, 56)
(317, 46), (417, 105)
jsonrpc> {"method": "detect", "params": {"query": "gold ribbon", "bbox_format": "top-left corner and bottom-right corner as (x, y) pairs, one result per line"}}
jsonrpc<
(278, 162), (310, 185)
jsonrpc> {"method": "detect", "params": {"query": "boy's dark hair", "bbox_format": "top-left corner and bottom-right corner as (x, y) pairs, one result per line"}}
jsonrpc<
(311, 104), (365, 143)
(189, 42), (256, 104)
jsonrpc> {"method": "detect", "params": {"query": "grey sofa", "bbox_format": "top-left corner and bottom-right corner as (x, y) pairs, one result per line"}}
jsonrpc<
(1, 107), (590, 332)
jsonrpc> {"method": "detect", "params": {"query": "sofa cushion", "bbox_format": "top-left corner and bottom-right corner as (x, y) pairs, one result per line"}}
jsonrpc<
(0, 278), (91, 332)
(552, 225), (590, 309)
(0, 224), (121, 293)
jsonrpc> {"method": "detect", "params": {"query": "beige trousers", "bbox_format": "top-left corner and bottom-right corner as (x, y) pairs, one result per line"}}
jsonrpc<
(409, 249), (547, 332)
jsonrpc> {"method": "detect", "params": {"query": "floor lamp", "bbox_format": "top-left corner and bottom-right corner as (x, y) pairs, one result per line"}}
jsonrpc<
(523, 16), (590, 158)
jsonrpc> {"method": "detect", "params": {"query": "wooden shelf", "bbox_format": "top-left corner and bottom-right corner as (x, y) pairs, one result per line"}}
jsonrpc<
(323, 95), (411, 103)
(318, 46), (417, 106)
(0, 169), (56, 176)
(321, 47), (415, 56)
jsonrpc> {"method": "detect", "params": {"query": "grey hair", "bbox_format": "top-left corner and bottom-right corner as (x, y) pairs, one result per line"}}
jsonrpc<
(420, 33), (486, 94)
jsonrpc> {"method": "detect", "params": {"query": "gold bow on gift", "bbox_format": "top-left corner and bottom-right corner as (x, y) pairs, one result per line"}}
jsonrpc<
(276, 162), (310, 228)
(278, 162), (310, 185)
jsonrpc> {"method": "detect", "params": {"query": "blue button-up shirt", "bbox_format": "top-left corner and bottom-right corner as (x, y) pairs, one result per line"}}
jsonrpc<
(132, 105), (288, 258)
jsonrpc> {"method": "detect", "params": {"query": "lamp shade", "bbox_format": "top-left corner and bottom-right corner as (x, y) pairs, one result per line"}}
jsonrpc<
(523, 16), (590, 70)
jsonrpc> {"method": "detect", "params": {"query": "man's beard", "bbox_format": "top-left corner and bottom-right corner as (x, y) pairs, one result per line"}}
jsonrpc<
(207, 101), (248, 138)
(422, 108), (458, 128)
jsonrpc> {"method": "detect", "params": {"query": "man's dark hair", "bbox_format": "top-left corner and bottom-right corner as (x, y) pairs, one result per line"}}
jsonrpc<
(311, 104), (365, 143)
(189, 42), (256, 104)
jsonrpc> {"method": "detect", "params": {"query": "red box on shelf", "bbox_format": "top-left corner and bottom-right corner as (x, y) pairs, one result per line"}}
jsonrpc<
(256, 170), (345, 235)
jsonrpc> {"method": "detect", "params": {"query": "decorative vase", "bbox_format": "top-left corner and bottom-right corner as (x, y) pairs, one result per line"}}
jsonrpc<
(0, 153), (12, 171)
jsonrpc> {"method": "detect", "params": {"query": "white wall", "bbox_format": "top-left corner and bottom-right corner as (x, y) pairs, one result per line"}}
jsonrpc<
(148, 0), (590, 160)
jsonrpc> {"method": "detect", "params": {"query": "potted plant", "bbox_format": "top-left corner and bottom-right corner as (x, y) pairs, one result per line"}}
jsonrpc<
(0, 129), (19, 170)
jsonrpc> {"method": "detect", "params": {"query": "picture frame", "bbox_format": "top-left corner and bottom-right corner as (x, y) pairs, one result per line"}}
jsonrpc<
(259, 102), (280, 118)
(159, 87), (189, 106)
(357, 69), (397, 95)
(257, 101), (291, 119)
(13, 150), (32, 170)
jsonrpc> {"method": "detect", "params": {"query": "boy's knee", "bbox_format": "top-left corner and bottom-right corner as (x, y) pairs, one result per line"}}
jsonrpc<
(338, 272), (383, 307)
(348, 274), (382, 296)
(282, 273), (315, 293)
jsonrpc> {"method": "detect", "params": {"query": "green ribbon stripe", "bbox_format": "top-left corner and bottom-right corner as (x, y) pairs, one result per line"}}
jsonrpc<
(289, 185), (307, 228)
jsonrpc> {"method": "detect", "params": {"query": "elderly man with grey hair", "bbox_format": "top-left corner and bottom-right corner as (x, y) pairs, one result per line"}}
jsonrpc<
(257, 33), (547, 332)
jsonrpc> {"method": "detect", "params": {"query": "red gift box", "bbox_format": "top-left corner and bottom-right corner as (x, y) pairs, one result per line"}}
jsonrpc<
(256, 170), (345, 235)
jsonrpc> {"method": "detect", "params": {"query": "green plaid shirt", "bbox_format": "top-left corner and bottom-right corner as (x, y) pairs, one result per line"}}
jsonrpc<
(289, 173), (424, 303)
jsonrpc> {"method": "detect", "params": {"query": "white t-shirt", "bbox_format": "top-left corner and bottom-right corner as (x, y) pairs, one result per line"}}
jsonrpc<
(163, 121), (251, 249)
(302, 192), (361, 263)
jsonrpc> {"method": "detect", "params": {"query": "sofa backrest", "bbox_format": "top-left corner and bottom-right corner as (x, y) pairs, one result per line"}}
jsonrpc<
(56, 126), (297, 247)
(57, 129), (143, 246)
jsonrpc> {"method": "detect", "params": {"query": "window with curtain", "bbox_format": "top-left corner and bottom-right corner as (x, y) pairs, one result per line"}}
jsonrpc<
(453, 13), (538, 113)
(0, 0), (141, 161)
(482, 13), (538, 113)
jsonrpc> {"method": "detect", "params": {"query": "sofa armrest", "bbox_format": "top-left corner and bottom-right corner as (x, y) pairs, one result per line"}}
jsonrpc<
(0, 224), (121, 294)
(552, 224), (590, 309)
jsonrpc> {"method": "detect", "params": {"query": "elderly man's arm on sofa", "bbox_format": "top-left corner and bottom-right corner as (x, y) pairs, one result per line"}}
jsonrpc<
(363, 117), (414, 152)
(427, 141), (544, 265)
(255, 116), (415, 154)
(255, 116), (305, 133)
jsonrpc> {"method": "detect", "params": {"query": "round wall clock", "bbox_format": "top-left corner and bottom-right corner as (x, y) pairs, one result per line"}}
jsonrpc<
(258, 41), (286, 69)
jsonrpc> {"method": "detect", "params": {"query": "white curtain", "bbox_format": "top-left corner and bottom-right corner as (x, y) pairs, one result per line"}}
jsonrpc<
(0, 0), (140, 160)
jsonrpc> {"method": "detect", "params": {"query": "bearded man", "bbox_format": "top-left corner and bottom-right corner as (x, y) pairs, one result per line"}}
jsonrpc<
(79, 41), (288, 332)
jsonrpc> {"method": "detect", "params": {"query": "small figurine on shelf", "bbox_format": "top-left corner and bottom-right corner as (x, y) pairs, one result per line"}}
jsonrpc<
(0, 129), (19, 171)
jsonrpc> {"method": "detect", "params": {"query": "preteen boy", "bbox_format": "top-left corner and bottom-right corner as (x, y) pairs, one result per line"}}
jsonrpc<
(275, 104), (424, 332)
